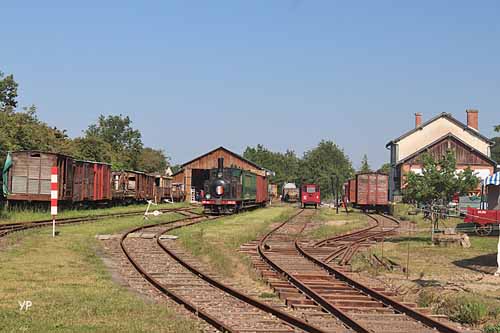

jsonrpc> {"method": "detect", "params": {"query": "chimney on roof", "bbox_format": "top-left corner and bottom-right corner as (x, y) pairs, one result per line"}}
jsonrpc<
(466, 109), (479, 131)
(415, 113), (422, 128)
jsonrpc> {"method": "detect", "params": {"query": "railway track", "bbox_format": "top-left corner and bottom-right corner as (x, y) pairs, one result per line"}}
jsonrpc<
(0, 206), (193, 239)
(255, 209), (462, 333)
(120, 211), (335, 333)
(312, 214), (400, 266)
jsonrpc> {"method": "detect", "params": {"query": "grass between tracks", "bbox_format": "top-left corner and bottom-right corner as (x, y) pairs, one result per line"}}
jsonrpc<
(170, 206), (298, 279)
(305, 207), (370, 240)
(0, 211), (203, 333)
(353, 203), (500, 329)
(0, 202), (189, 225)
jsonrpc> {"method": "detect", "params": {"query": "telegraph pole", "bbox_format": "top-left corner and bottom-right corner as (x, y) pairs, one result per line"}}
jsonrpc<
(331, 174), (339, 214)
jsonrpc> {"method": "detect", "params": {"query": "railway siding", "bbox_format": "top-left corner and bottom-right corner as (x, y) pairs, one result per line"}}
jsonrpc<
(244, 209), (466, 333)
(119, 211), (331, 333)
(0, 212), (203, 333)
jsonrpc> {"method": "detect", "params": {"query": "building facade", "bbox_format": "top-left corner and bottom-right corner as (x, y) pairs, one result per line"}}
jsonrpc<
(386, 110), (497, 201)
(171, 146), (267, 202)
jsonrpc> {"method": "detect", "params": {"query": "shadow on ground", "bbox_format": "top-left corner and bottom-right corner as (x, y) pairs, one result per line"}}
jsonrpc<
(453, 253), (497, 274)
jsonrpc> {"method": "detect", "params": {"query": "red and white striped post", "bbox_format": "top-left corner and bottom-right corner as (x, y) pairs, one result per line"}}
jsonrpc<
(51, 167), (58, 237)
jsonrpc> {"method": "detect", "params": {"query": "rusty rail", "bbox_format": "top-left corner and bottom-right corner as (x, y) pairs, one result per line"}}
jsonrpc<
(257, 209), (372, 333)
(0, 206), (194, 238)
(296, 213), (461, 333)
(119, 214), (236, 332)
(121, 211), (327, 333)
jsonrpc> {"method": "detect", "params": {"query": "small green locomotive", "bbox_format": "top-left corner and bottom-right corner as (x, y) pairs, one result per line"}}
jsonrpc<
(202, 158), (268, 214)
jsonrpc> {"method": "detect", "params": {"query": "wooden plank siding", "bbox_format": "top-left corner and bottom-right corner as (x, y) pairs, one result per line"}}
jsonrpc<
(174, 147), (266, 202)
(397, 136), (495, 192)
(404, 136), (493, 166)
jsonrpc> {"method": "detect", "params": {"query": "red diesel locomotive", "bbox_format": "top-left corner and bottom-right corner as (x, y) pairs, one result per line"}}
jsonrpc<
(301, 184), (320, 208)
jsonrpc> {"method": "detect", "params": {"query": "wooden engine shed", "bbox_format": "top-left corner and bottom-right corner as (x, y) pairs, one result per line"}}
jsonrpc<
(172, 146), (266, 202)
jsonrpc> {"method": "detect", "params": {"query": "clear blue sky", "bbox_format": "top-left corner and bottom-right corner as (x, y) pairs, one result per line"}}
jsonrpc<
(2, 1), (499, 168)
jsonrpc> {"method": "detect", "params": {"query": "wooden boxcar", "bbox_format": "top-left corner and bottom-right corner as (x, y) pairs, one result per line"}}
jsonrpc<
(347, 179), (357, 204)
(170, 183), (186, 202)
(346, 172), (389, 211)
(73, 160), (112, 202)
(154, 175), (172, 203)
(5, 151), (112, 203)
(112, 171), (155, 202)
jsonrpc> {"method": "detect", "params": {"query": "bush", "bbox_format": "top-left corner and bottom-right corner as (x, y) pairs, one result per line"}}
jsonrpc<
(453, 302), (488, 325)
(418, 290), (439, 308)
(484, 324), (500, 333)
(442, 296), (488, 325)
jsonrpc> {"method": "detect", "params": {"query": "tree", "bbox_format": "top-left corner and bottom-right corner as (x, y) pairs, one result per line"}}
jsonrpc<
(243, 144), (301, 187)
(137, 147), (169, 173)
(170, 164), (182, 174)
(403, 151), (480, 205)
(85, 114), (143, 170)
(0, 105), (73, 163)
(72, 136), (113, 163)
(377, 163), (391, 174)
(0, 71), (18, 110)
(360, 154), (372, 173)
(492, 125), (500, 164)
(301, 140), (354, 199)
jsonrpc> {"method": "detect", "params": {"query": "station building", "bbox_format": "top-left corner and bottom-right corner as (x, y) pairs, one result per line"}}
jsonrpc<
(386, 110), (497, 201)
(171, 146), (266, 202)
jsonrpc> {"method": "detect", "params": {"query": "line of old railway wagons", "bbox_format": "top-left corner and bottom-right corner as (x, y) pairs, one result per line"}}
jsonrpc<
(3, 151), (184, 205)
(345, 172), (389, 212)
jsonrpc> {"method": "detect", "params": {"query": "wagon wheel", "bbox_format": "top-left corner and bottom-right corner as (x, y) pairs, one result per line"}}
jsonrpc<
(475, 224), (493, 237)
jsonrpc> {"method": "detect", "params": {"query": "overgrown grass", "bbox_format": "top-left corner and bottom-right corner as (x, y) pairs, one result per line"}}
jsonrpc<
(306, 208), (370, 240)
(484, 323), (500, 333)
(0, 201), (189, 225)
(0, 212), (202, 332)
(418, 291), (500, 327)
(355, 203), (500, 329)
(170, 207), (298, 278)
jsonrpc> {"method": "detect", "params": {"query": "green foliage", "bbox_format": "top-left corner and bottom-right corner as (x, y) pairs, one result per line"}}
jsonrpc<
(243, 144), (301, 187)
(137, 147), (169, 173)
(85, 114), (143, 170)
(484, 324), (500, 333)
(447, 298), (488, 325)
(0, 71), (18, 110)
(170, 164), (182, 174)
(360, 154), (372, 172)
(404, 151), (480, 205)
(0, 106), (74, 166)
(492, 137), (500, 164)
(495, 125), (500, 133)
(244, 141), (353, 198)
(301, 140), (354, 198)
(377, 162), (391, 174)
(418, 291), (492, 326)
(71, 136), (113, 163)
(0, 70), (169, 174)
(259, 292), (277, 299)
